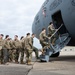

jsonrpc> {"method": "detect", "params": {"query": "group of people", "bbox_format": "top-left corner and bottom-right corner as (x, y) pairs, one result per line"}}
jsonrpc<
(0, 22), (57, 65)
(0, 33), (39, 65)
(39, 22), (57, 54)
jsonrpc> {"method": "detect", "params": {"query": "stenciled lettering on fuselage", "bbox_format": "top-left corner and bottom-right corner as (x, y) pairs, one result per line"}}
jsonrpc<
(49, 0), (62, 11)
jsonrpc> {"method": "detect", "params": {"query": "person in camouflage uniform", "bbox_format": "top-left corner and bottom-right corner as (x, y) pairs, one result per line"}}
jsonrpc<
(8, 38), (13, 62)
(13, 35), (21, 63)
(48, 22), (57, 45)
(24, 33), (33, 65)
(3, 35), (11, 64)
(20, 36), (25, 64)
(39, 28), (50, 54)
(31, 33), (39, 59)
(0, 34), (4, 64)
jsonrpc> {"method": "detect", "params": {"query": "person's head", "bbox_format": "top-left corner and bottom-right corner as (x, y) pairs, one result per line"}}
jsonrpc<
(14, 35), (18, 40)
(42, 28), (46, 33)
(32, 33), (35, 38)
(0, 34), (2, 39)
(49, 22), (53, 25)
(26, 33), (30, 37)
(1, 34), (4, 37)
(20, 36), (24, 40)
(0, 34), (4, 39)
(5, 35), (9, 39)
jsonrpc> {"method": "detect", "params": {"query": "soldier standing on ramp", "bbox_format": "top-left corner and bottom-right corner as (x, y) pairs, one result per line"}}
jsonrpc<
(39, 28), (50, 55)
(48, 22), (57, 46)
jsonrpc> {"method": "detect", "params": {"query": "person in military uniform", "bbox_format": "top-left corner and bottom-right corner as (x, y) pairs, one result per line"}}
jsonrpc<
(31, 33), (39, 59)
(20, 36), (25, 64)
(48, 22), (57, 45)
(0, 34), (4, 64)
(24, 33), (33, 65)
(39, 28), (50, 54)
(8, 38), (13, 62)
(3, 35), (11, 64)
(13, 35), (21, 63)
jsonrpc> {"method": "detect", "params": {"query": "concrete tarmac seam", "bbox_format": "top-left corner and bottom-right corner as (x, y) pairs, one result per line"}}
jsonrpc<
(26, 60), (37, 75)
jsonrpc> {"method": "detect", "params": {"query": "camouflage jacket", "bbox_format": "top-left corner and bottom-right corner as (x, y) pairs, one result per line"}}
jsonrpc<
(24, 36), (33, 50)
(13, 39), (21, 49)
(39, 31), (48, 41)
(3, 39), (11, 50)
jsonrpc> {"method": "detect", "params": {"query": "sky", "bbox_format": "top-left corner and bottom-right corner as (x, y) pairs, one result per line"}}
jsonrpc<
(0, 0), (45, 48)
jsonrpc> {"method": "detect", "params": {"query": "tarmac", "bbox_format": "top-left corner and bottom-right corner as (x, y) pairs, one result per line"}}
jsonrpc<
(0, 47), (75, 75)
(29, 55), (75, 75)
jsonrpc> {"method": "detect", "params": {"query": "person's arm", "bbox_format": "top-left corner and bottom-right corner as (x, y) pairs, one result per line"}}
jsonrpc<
(43, 33), (49, 39)
(29, 38), (33, 49)
(12, 41), (16, 49)
(4, 40), (11, 49)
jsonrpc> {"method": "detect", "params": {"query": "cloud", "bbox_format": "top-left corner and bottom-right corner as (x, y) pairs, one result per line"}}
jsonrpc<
(0, 0), (45, 48)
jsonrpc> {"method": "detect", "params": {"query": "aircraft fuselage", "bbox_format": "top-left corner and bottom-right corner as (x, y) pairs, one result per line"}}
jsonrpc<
(32, 0), (75, 46)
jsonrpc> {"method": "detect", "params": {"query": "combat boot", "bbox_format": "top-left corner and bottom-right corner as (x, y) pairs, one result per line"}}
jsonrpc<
(15, 59), (18, 64)
(27, 60), (32, 65)
(21, 61), (25, 64)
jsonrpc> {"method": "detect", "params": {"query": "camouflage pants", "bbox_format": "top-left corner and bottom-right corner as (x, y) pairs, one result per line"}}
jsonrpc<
(0, 50), (3, 63)
(40, 41), (49, 49)
(3, 49), (9, 64)
(20, 49), (25, 63)
(33, 47), (39, 59)
(48, 32), (57, 45)
(9, 50), (13, 62)
(12, 49), (16, 61)
(40, 41), (50, 54)
(51, 37), (56, 45)
(26, 49), (32, 62)
(15, 49), (19, 62)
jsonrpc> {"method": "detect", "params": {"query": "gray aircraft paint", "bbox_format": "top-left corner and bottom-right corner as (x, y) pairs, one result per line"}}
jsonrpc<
(32, 0), (75, 45)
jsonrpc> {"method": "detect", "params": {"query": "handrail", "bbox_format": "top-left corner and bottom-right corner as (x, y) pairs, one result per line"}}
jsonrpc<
(49, 24), (63, 40)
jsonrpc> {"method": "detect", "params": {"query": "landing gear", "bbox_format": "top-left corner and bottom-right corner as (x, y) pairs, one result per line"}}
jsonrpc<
(50, 52), (60, 57)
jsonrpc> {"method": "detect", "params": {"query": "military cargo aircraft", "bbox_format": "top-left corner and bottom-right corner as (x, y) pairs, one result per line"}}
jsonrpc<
(32, 0), (75, 62)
